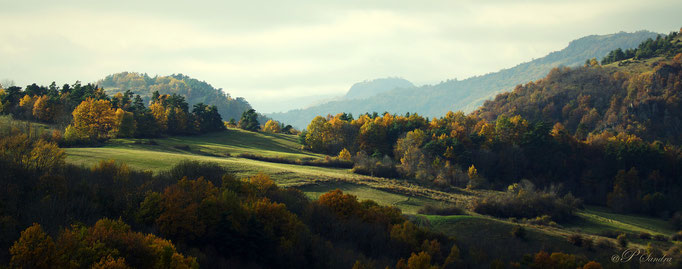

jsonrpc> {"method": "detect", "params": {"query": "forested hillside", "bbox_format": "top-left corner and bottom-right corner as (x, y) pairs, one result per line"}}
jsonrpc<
(99, 72), (253, 122)
(474, 31), (682, 144)
(271, 31), (659, 129)
(300, 31), (682, 219)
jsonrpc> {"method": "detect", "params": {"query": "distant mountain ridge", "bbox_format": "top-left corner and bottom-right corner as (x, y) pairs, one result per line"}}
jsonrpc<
(269, 30), (659, 129)
(344, 77), (414, 100)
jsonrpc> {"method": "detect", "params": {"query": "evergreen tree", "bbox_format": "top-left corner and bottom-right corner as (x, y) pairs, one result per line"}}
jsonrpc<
(238, 109), (260, 131)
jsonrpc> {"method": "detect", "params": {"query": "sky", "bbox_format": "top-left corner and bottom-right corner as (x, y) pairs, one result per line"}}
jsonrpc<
(1, 0), (680, 113)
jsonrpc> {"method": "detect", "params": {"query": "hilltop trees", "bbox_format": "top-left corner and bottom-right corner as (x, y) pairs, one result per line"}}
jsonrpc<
(192, 103), (225, 133)
(98, 72), (255, 122)
(0, 81), (242, 144)
(238, 109), (260, 131)
(601, 32), (680, 65)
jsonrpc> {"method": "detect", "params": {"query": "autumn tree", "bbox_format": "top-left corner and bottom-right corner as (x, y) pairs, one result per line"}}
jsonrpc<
(318, 189), (360, 219)
(406, 251), (437, 269)
(70, 98), (117, 140)
(607, 168), (640, 212)
(54, 218), (198, 268)
(262, 119), (282, 133)
(28, 139), (66, 171)
(338, 148), (352, 161)
(155, 177), (218, 241)
(394, 129), (427, 179)
(304, 116), (330, 152)
(466, 165), (486, 189)
(114, 108), (136, 138)
(32, 95), (56, 122)
(10, 223), (58, 269)
(18, 95), (37, 119)
(149, 101), (168, 132)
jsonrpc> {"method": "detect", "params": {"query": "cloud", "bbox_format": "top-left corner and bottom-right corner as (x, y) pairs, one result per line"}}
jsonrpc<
(0, 0), (680, 112)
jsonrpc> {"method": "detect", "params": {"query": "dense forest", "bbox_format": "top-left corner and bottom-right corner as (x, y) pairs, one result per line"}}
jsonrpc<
(0, 81), (230, 144)
(0, 128), (463, 268)
(475, 31), (682, 144)
(99, 72), (263, 123)
(301, 33), (682, 220)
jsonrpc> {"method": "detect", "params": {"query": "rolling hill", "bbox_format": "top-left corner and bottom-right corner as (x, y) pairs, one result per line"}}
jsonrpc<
(270, 30), (659, 129)
(98, 72), (254, 122)
(343, 77), (415, 100)
(474, 31), (682, 144)
(59, 125), (678, 266)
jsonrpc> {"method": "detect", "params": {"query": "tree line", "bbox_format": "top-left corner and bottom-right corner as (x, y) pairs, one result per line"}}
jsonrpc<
(0, 81), (227, 143)
(98, 72), (255, 123)
(600, 31), (680, 65)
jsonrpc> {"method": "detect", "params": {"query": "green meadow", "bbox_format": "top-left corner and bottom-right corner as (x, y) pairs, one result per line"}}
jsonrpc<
(64, 128), (678, 259)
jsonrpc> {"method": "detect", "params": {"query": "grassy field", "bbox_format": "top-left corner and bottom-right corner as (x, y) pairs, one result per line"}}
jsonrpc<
(63, 127), (679, 263)
(64, 129), (475, 207)
(299, 182), (447, 214)
(571, 206), (675, 235)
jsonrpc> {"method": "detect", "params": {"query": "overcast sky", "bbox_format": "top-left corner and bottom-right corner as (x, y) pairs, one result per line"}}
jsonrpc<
(1, 0), (680, 112)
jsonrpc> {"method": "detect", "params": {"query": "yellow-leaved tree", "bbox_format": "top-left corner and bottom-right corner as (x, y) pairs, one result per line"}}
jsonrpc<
(114, 108), (136, 138)
(9, 223), (58, 269)
(19, 95), (37, 119)
(32, 95), (54, 122)
(149, 102), (168, 132)
(338, 148), (352, 161)
(0, 88), (6, 113)
(262, 120), (281, 133)
(69, 98), (117, 141)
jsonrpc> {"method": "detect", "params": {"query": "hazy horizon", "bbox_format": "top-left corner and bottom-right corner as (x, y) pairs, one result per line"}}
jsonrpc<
(1, 0), (680, 113)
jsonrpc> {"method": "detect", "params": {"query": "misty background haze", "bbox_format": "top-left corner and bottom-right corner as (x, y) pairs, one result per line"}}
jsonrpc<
(1, 0), (680, 113)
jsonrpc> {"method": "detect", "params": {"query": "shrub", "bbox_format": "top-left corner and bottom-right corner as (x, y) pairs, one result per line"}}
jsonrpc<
(595, 238), (615, 249)
(527, 215), (557, 226)
(671, 211), (682, 230)
(173, 144), (191, 151)
(567, 234), (583, 247)
(162, 160), (229, 184)
(639, 232), (651, 240)
(616, 234), (628, 248)
(582, 237), (594, 251)
(582, 261), (603, 269)
(672, 231), (682, 242)
(237, 153), (353, 169)
(417, 204), (465, 216)
(653, 234), (669, 242)
(598, 230), (619, 238)
(511, 226), (526, 239)
(352, 152), (399, 178)
(472, 183), (581, 222)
